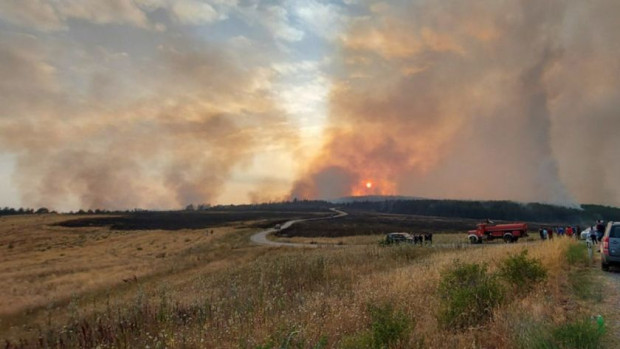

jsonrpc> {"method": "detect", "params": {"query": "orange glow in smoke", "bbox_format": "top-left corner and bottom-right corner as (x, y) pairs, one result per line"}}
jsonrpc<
(350, 178), (396, 197)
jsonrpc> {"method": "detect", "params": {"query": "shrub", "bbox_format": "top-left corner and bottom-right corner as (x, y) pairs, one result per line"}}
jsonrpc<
(437, 261), (505, 330)
(553, 317), (604, 349)
(498, 250), (547, 292)
(368, 303), (412, 348)
(513, 316), (605, 349)
(565, 242), (589, 266)
(340, 303), (412, 349)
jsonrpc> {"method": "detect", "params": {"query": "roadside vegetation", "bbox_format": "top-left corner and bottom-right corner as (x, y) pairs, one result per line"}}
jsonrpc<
(0, 212), (612, 348)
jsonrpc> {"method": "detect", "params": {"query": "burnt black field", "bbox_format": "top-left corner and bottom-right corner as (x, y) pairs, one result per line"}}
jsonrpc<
(55, 201), (334, 230)
(45, 198), (620, 233)
(280, 210), (480, 237)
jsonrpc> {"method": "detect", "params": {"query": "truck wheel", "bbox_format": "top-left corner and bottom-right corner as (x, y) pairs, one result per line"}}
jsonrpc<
(503, 234), (513, 243)
(602, 262), (610, 272)
(469, 236), (478, 244)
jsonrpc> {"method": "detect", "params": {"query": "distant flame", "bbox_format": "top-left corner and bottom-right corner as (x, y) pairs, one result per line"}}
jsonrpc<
(348, 178), (396, 197)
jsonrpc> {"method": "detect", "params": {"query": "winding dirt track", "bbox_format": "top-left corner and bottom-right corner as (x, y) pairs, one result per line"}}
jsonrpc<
(250, 208), (348, 248)
(249, 209), (543, 249)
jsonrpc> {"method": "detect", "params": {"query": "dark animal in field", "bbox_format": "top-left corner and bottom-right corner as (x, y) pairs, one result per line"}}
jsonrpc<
(424, 233), (433, 245)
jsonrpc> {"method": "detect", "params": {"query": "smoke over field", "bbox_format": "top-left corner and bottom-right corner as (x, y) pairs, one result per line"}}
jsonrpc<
(292, 0), (620, 207)
(1, 0), (619, 209)
(0, 2), (297, 210)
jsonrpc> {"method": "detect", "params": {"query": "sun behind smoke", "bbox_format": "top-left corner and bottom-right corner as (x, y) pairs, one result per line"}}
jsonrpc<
(366, 181), (372, 189)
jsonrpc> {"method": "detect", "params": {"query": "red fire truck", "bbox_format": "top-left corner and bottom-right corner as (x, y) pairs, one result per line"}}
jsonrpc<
(468, 222), (528, 244)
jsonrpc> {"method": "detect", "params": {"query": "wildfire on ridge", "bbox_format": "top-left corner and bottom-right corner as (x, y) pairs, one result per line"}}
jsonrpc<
(350, 178), (396, 197)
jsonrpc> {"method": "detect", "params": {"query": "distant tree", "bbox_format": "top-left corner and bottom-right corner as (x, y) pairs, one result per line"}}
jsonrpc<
(35, 207), (49, 214)
(185, 204), (195, 211)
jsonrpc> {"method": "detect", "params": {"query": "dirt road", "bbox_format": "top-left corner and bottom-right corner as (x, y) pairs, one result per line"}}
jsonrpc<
(250, 208), (348, 248)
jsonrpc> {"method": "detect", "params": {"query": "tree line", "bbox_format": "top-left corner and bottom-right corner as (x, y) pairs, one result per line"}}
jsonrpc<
(341, 199), (620, 224)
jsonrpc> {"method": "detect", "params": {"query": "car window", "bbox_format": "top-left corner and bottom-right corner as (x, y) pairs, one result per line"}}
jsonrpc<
(610, 226), (620, 238)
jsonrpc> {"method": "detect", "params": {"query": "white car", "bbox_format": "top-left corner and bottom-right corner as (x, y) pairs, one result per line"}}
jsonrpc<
(580, 227), (592, 240)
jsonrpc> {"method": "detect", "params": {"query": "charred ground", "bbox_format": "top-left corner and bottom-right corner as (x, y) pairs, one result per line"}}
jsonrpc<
(54, 201), (333, 230)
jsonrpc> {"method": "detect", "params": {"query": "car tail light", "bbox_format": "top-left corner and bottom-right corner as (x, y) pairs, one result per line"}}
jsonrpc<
(603, 236), (610, 255)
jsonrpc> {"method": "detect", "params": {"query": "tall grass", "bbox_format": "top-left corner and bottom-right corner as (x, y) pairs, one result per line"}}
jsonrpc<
(437, 261), (505, 330)
(565, 242), (590, 267)
(4, 238), (608, 348)
(498, 250), (547, 292)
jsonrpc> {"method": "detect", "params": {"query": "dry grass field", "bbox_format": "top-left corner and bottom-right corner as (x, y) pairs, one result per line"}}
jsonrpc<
(0, 214), (232, 316)
(0, 211), (615, 348)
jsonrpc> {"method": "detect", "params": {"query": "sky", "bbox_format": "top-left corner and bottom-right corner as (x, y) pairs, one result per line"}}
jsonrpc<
(1, 0), (619, 211)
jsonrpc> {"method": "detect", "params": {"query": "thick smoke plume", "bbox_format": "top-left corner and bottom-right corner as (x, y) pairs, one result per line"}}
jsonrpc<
(292, 0), (620, 207)
(0, 12), (295, 210)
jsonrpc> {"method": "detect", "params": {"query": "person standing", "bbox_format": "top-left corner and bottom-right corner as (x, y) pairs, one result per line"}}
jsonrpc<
(539, 227), (544, 240)
(590, 227), (598, 244)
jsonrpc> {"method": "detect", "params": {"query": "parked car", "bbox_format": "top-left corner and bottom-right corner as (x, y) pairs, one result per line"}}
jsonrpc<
(385, 232), (413, 244)
(580, 227), (591, 240)
(600, 222), (620, 271)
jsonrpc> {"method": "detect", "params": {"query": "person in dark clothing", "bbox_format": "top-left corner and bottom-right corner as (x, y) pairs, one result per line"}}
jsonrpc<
(590, 227), (598, 244)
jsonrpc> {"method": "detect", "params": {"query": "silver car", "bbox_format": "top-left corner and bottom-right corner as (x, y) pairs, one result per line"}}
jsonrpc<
(385, 232), (413, 244)
(600, 222), (620, 271)
(580, 227), (591, 240)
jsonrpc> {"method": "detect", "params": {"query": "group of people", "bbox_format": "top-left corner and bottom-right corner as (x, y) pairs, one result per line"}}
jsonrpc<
(413, 233), (433, 245)
(538, 225), (581, 240)
(587, 220), (607, 244)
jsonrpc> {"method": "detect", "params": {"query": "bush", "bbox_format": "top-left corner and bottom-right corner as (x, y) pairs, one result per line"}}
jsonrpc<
(512, 316), (605, 349)
(340, 303), (412, 349)
(553, 317), (604, 349)
(565, 242), (589, 266)
(437, 261), (505, 330)
(368, 303), (412, 348)
(498, 250), (547, 292)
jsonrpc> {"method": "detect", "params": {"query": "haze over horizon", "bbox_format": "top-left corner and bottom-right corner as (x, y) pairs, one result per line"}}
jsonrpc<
(1, 0), (620, 211)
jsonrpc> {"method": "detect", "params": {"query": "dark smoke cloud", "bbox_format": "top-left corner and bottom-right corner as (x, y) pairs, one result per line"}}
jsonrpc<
(293, 0), (620, 207)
